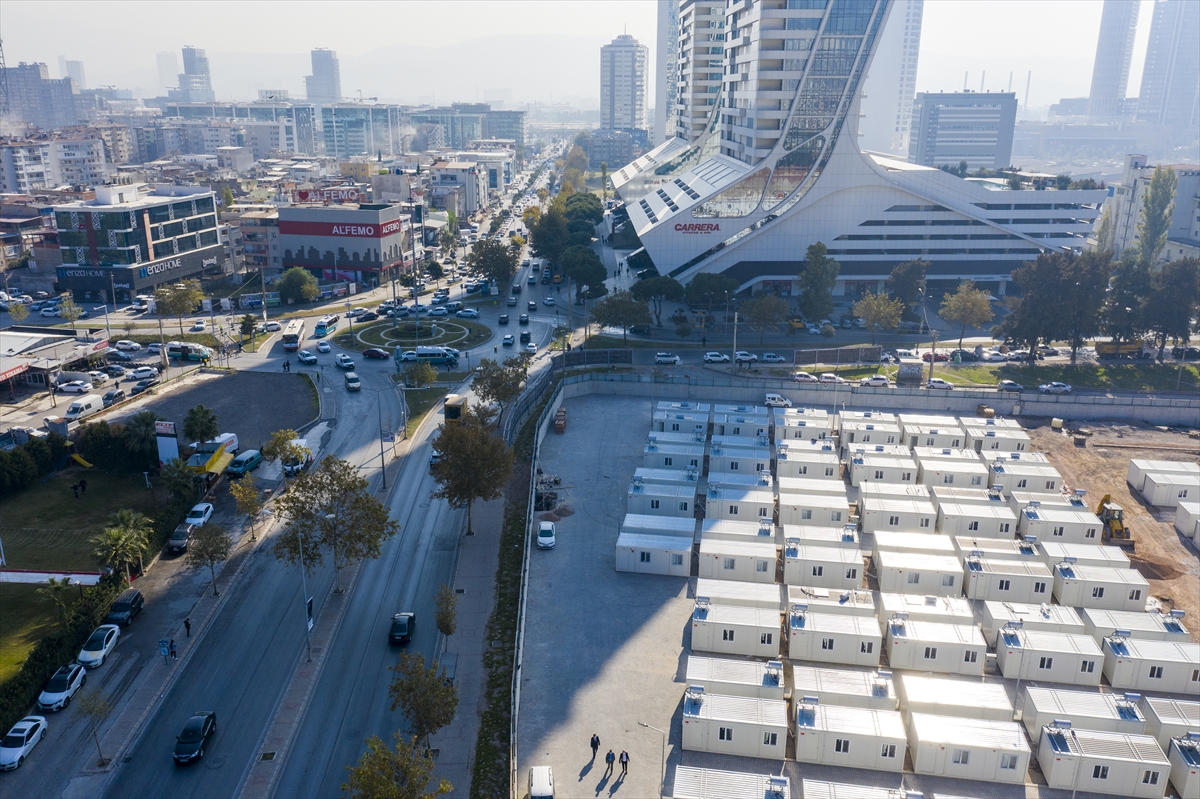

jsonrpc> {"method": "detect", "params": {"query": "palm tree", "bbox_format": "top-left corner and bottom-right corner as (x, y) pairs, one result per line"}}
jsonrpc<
(123, 411), (161, 468)
(107, 509), (153, 575)
(91, 527), (138, 582)
(182, 405), (219, 445)
(162, 458), (197, 501)
(36, 576), (75, 625)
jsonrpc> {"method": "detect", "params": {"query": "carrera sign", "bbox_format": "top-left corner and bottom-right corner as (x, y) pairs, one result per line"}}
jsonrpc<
(278, 220), (407, 239)
(674, 223), (721, 234)
(296, 187), (363, 203)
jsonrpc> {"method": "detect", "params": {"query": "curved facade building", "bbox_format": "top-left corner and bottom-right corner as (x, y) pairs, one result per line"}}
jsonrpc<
(614, 0), (1106, 297)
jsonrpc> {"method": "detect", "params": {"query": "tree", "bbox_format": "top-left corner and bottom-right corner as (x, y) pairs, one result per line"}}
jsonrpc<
(37, 576), (74, 626)
(438, 226), (457, 258)
(939, 281), (995, 349)
(74, 688), (114, 766)
(119, 410), (161, 469)
(388, 653), (458, 746)
(590, 289), (652, 343)
(740, 293), (790, 345)
(430, 410), (513, 533)
(435, 583), (458, 637)
(59, 297), (84, 330)
(154, 279), (205, 337)
(1146, 257), (1200, 358)
(162, 457), (198, 501)
(685, 273), (739, 323)
(8, 301), (29, 325)
(220, 186), (236, 208)
(471, 356), (529, 423)
(403, 361), (437, 389)
(239, 314), (257, 340)
(886, 258), (928, 320)
(465, 238), (518, 286)
(563, 191), (603, 226)
(1104, 258), (1152, 346)
(529, 205), (568, 266)
(262, 428), (306, 489)
(1001, 253), (1066, 365)
(1059, 250), (1112, 364)
(107, 508), (152, 575)
(342, 733), (452, 799)
(273, 456), (401, 591)
(91, 526), (139, 582)
(277, 267), (320, 304)
(852, 292), (904, 344)
(601, 163), (609, 202)
(630, 275), (686, 327)
(560, 245), (606, 302)
(1133, 165), (1177, 269)
(187, 524), (233, 596)
(797, 242), (839, 322)
(229, 475), (265, 540)
(183, 404), (219, 444)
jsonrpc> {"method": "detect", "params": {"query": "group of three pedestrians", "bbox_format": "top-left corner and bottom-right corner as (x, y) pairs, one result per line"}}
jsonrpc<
(590, 734), (628, 777)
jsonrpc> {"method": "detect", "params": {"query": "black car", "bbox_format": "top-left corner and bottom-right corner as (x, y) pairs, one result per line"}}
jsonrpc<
(107, 350), (133, 362)
(388, 612), (416, 645)
(527, 301), (537, 312)
(131, 378), (159, 395)
(102, 388), (126, 407)
(358, 311), (379, 322)
(102, 365), (127, 377)
(948, 349), (980, 362)
(498, 314), (509, 325)
(173, 711), (216, 764)
(511, 284), (522, 295)
(518, 314), (529, 325)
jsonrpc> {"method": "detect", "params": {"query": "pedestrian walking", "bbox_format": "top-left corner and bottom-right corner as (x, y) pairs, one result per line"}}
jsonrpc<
(619, 750), (629, 776)
(184, 617), (191, 637)
(169, 639), (178, 660)
(79, 478), (87, 495)
(604, 749), (614, 776)
(590, 734), (600, 760)
(71, 483), (79, 498)
(701, 336), (707, 348)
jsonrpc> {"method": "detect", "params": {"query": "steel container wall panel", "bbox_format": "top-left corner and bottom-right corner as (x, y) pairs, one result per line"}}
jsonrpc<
(627, 483), (696, 518)
(995, 629), (1104, 685)
(1081, 608), (1192, 644)
(633, 466), (702, 487)
(690, 603), (782, 658)
(1021, 687), (1148, 743)
(1037, 727), (1170, 798)
(778, 493), (850, 527)
(685, 655), (786, 701)
(787, 585), (876, 618)
(937, 503), (1019, 538)
(776, 451), (841, 480)
(1142, 696), (1200, 750)
(952, 536), (1042, 562)
(783, 545), (863, 590)
(885, 620), (987, 676)
(698, 539), (778, 584)
(694, 578), (781, 610)
(917, 460), (991, 489)
(989, 461), (1064, 494)
(704, 487), (775, 523)
(1140, 473), (1196, 507)
(711, 416), (769, 438)
(876, 593), (974, 628)
(1103, 637), (1200, 694)
(849, 457), (917, 488)
(859, 498), (938, 535)
(1167, 739), (1200, 799)
(782, 525), (859, 549)
(907, 713), (1030, 783)
(681, 693), (788, 760)
(652, 410), (708, 433)
(614, 533), (693, 576)
(787, 611), (882, 666)
(874, 551), (964, 597)
(1053, 565), (1151, 612)
(1036, 541), (1132, 570)
(962, 558), (1054, 603)
(794, 703), (907, 772)
(981, 601), (1087, 646)
(701, 518), (779, 547)
(1174, 502), (1200, 541)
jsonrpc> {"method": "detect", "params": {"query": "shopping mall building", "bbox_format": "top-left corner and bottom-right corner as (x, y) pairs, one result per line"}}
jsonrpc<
(278, 203), (416, 287)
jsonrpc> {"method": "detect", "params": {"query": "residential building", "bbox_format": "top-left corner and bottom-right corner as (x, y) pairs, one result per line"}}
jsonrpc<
(409, 106), (486, 151)
(0, 138), (107, 193)
(655, 0), (681, 146)
(482, 109), (528, 160)
(676, 0), (725, 144)
(54, 184), (222, 302)
(321, 104), (406, 158)
(93, 124), (135, 165)
(169, 47), (216, 104)
(165, 101), (318, 155)
(587, 129), (634, 170)
(600, 34), (649, 136)
(2, 63), (80, 131)
(1087, 0), (1140, 119)
(278, 203), (413, 287)
(1101, 154), (1200, 262)
(908, 91), (1018, 170)
(428, 160), (487, 216)
(215, 146), (254, 172)
(305, 49), (342, 106)
(233, 207), (282, 274)
(859, 0), (924, 156)
(1135, 0), (1200, 129)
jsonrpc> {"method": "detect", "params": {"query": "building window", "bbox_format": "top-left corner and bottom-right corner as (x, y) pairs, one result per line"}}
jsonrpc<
(1039, 656), (1054, 670)
(1034, 581), (1047, 594)
(1092, 765), (1109, 780)
(690, 459), (699, 468)
(920, 518), (930, 527)
(825, 467), (835, 477)
(999, 523), (1011, 533)
(1053, 526), (1065, 537)
(650, 499), (660, 509)
(639, 551), (651, 563)
(758, 507), (769, 517)
(1081, 660), (1095, 673)
(724, 558), (736, 570)
(924, 646), (938, 660)
(964, 650), (978, 663)
(1092, 586), (1105, 598)
(1085, 527), (1096, 539)
(763, 732), (777, 746)
(881, 743), (896, 758)
(998, 579), (1011, 591)
(719, 726), (733, 741)
(722, 629), (735, 641)
(942, 574), (955, 587)
(729, 505), (739, 515)
(953, 749), (969, 765)
(861, 641), (874, 654)
(889, 515), (900, 526)
(902, 472), (912, 481)
(799, 466), (808, 475)
(1149, 665), (1164, 679)
(968, 521), (979, 531)
(1018, 479), (1027, 488)
(812, 565), (824, 577)
(832, 511), (842, 522)
(756, 561), (769, 573)
(664, 457), (673, 466)
(1142, 770), (1159, 785)
(801, 509), (813, 520)
(944, 475), (954, 484)
(971, 476), (983, 486)
(1129, 589), (1142, 601)
(875, 470), (884, 480)
(908, 572), (920, 585)
(846, 567), (858, 579)
(821, 637), (835, 650)
(671, 554), (684, 566)
(1191, 668), (1199, 682)
(730, 461), (739, 470)
(835, 738), (850, 753)
(680, 501), (690, 511)
(1046, 481), (1056, 490)
(1000, 753), (1018, 770)
(760, 632), (773, 645)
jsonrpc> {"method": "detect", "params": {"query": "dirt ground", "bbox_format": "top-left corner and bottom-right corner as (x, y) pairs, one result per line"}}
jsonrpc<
(1023, 419), (1200, 641)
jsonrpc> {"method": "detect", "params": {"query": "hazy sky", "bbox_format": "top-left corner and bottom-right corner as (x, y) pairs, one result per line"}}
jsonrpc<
(3, 0), (1157, 110)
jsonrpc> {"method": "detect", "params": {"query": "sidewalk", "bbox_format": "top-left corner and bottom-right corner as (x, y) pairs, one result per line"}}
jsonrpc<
(428, 496), (505, 797)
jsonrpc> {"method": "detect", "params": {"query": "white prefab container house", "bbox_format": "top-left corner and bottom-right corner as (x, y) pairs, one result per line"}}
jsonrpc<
(1022, 688), (1148, 743)
(885, 618), (987, 676)
(614, 533), (692, 576)
(704, 486), (775, 523)
(685, 656), (785, 701)
(1020, 506), (1104, 544)
(937, 502), (1019, 538)
(1006, 490), (1080, 515)
(1037, 541), (1132, 570)
(620, 513), (696, 539)
(990, 460), (1063, 493)
(694, 578), (780, 610)
(800, 781), (907, 799)
(690, 602), (782, 658)
(1053, 563), (1151, 611)
(876, 593), (974, 628)
(904, 425), (966, 449)
(787, 607), (882, 665)
(980, 601), (1086, 646)
(794, 700), (907, 773)
(1038, 725), (1170, 798)
(897, 673), (1014, 722)
(711, 414), (770, 438)
(792, 666), (898, 711)
(1103, 636), (1200, 694)
(626, 482), (696, 517)
(1127, 459), (1199, 493)
(913, 446), (981, 466)
(633, 466), (701, 487)
(1167, 735), (1200, 799)
(707, 444), (771, 475)
(966, 426), (1032, 454)
(962, 556), (1054, 603)
(643, 442), (704, 470)
(859, 497), (937, 534)
(994, 626), (1104, 685)
(781, 524), (859, 549)
(773, 417), (834, 442)
(848, 456), (917, 487)
(680, 688), (787, 760)
(960, 416), (1023, 431)
(1082, 609), (1191, 644)
(874, 551), (963, 596)
(671, 766), (791, 799)
(952, 536), (1042, 563)
(714, 403), (768, 416)
(897, 412), (959, 432)
(1141, 472), (1196, 507)
(775, 450), (840, 480)
(701, 518), (778, 547)
(844, 443), (912, 461)
(1142, 696), (1200, 750)
(776, 477), (848, 497)
(1175, 502), (1200, 541)
(872, 531), (957, 560)
(787, 585), (876, 618)
(906, 713), (1031, 784)
(647, 430), (707, 447)
(839, 421), (903, 447)
(858, 482), (931, 502)
(778, 493), (849, 527)
(776, 406), (832, 425)
(652, 411), (707, 434)
(707, 470), (773, 490)
(932, 485), (1009, 508)
(657, 400), (711, 414)
(917, 459), (990, 489)
(698, 539), (777, 584)
(782, 543), (862, 589)
(710, 434), (770, 450)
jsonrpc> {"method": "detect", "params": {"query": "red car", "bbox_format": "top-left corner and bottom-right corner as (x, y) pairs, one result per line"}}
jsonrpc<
(921, 351), (949, 362)
(362, 348), (390, 360)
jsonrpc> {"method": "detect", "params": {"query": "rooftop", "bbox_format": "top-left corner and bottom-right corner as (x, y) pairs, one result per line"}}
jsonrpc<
(909, 712), (1029, 751)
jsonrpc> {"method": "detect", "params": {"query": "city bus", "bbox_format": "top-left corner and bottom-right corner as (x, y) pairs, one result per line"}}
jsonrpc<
(314, 314), (339, 338)
(443, 394), (468, 425)
(281, 319), (305, 351)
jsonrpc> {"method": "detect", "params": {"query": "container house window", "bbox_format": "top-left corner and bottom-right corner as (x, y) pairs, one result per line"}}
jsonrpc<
(1092, 765), (1109, 780)
(889, 515), (900, 525)
(1000, 754), (1018, 770)
(1038, 656), (1054, 670)
(944, 475), (954, 484)
(719, 727), (733, 741)
(1128, 589), (1142, 601)
(968, 521), (979, 531)
(942, 574), (956, 587)
(680, 501), (689, 511)
(964, 650), (978, 663)
(801, 509), (813, 520)
(907, 573), (920, 585)
(1092, 586), (1105, 598)
(861, 641), (874, 654)
(825, 467), (836, 476)
(760, 632), (773, 645)
(1085, 527), (1096, 538)
(846, 567), (858, 579)
(812, 565), (824, 577)
(730, 461), (740, 470)
(1081, 660), (1095, 673)
(639, 551), (651, 563)
(756, 561), (769, 573)
(999, 523), (1011, 533)
(1017, 479), (1027, 488)
(835, 739), (850, 753)
(799, 466), (808, 475)
(722, 629), (735, 641)
(1142, 771), (1159, 785)
(952, 749), (969, 765)
(729, 505), (739, 515)
(1149, 665), (1164, 679)
(998, 579), (1011, 591)
(758, 507), (769, 517)
(920, 518), (930, 527)
(763, 732), (778, 746)
(1034, 581), (1047, 594)
(902, 472), (912, 481)
(724, 558), (736, 570)
(1054, 526), (1065, 537)
(831, 511), (842, 522)
(664, 457), (673, 466)
(821, 638), (834, 650)
(923, 646), (937, 659)
(875, 470), (884, 480)
(1045, 481), (1056, 490)
(1191, 668), (1199, 682)
(650, 499), (661, 509)
(690, 459), (699, 468)
(881, 744), (896, 758)
(671, 554), (684, 566)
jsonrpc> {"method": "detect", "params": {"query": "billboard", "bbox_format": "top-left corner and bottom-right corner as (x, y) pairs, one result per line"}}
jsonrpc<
(295, 187), (364, 204)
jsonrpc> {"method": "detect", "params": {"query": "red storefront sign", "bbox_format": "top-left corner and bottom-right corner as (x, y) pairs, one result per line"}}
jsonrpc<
(278, 219), (405, 238)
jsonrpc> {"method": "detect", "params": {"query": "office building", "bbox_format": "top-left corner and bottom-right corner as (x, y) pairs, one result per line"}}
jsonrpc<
(2, 63), (80, 131)
(859, 0), (923, 156)
(1087, 0), (1139, 119)
(483, 109), (528, 161)
(611, 0), (1107, 297)
(1135, 0), (1200, 129)
(321, 104), (406, 159)
(409, 106), (486, 151)
(0, 138), (107, 193)
(600, 34), (649, 135)
(654, 0), (681, 146)
(305, 49), (342, 106)
(908, 91), (1018, 170)
(58, 58), (86, 90)
(587, 129), (634, 170)
(278, 203), (413, 287)
(675, 0), (725, 144)
(1101, 154), (1200, 262)
(164, 101), (318, 155)
(169, 46), (215, 104)
(156, 51), (179, 93)
(54, 184), (222, 303)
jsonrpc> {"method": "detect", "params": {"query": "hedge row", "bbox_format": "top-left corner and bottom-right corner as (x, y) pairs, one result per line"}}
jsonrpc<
(0, 433), (69, 499)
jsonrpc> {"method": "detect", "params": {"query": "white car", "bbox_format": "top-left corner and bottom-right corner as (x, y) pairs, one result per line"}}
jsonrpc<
(542, 297), (555, 306)
(979, 350), (1008, 362)
(792, 371), (819, 383)
(77, 624), (120, 668)
(86, 371), (109, 386)
(316, 340), (331, 353)
(859, 375), (891, 387)
(760, 353), (787, 363)
(702, 352), (730, 363)
(502, 334), (515, 346)
(764, 393), (792, 408)
(537, 521), (556, 549)
(524, 343), (537, 355)
(115, 339), (142, 351)
(654, 352), (681, 365)
(186, 502), (214, 527)
(37, 664), (86, 711)
(0, 716), (47, 771)
(927, 378), (955, 390)
(147, 342), (163, 355)
(455, 308), (480, 318)
(56, 380), (93, 394)
(190, 320), (207, 331)
(264, 321), (282, 332)
(127, 366), (159, 381)
(297, 350), (317, 364)
(818, 373), (846, 384)
(1039, 381), (1073, 394)
(428, 307), (449, 317)
(39, 307), (61, 317)
(734, 351), (758, 363)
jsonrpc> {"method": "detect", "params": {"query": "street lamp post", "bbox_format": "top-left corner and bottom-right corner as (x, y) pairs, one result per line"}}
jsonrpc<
(637, 721), (667, 799)
(298, 527), (314, 662)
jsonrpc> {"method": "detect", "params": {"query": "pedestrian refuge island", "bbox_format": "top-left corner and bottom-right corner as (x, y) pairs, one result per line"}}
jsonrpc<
(981, 601), (1087, 646)
(684, 655), (785, 701)
(787, 607), (881, 666)
(1081, 608), (1191, 644)
(906, 713), (1030, 784)
(1038, 725), (1170, 798)
(1141, 696), (1200, 750)
(994, 626), (1104, 686)
(681, 687), (788, 761)
(794, 700), (907, 773)
(786, 585), (876, 618)
(896, 673), (1014, 722)
(614, 533), (692, 576)
(1020, 687), (1147, 743)
(885, 618), (987, 677)
(690, 601), (781, 658)
(670, 766), (791, 799)
(1103, 636), (1200, 694)
(693, 578), (781, 610)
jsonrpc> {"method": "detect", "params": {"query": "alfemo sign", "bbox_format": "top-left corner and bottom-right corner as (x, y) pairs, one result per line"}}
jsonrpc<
(279, 219), (405, 238)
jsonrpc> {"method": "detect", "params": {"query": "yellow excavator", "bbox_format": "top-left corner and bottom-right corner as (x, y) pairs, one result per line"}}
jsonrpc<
(1096, 494), (1134, 550)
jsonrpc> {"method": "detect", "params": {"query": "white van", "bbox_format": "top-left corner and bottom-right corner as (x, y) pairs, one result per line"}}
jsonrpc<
(764, 393), (792, 408)
(283, 438), (314, 476)
(64, 394), (103, 421)
(528, 766), (554, 799)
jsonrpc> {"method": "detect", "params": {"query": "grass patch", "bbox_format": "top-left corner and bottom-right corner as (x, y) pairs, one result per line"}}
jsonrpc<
(393, 386), (449, 436)
(121, 331), (222, 349)
(0, 585), (62, 684)
(930, 362), (1200, 391)
(582, 334), (675, 350)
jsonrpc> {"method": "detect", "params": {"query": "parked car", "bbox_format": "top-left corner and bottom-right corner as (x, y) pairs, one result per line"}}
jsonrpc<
(147, 342), (163, 355)
(764, 393), (792, 408)
(702, 352), (730, 363)
(169, 523), (195, 553)
(997, 380), (1024, 393)
(818, 373), (846, 384)
(185, 502), (214, 527)
(926, 378), (955, 390)
(101, 388), (126, 407)
(537, 521), (556, 549)
(1039, 381), (1073, 394)
(760, 353), (787, 363)
(172, 711), (217, 765)
(502, 334), (515, 346)
(362, 348), (389, 360)
(948, 349), (979, 362)
(1036, 345), (1060, 357)
(130, 378), (159, 395)
(316, 340), (331, 353)
(227, 449), (262, 476)
(128, 366), (159, 381)
(654, 352), (681, 365)
(56, 380), (93, 394)
(921, 351), (949, 362)
(297, 350), (317, 364)
(979, 350), (1008, 362)
(105, 348), (133, 362)
(77, 625), (120, 668)
(388, 612), (416, 645)
(0, 716), (46, 771)
(39, 307), (61, 318)
(734, 351), (758, 363)
(428, 307), (449, 317)
(86, 371), (109, 386)
(859, 375), (890, 387)
(358, 311), (379, 322)
(335, 354), (355, 369)
(792, 371), (818, 383)
(36, 665), (86, 712)
(114, 340), (142, 351)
